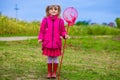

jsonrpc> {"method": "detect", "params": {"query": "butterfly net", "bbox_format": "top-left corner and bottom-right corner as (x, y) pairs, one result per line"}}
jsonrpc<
(63, 7), (78, 26)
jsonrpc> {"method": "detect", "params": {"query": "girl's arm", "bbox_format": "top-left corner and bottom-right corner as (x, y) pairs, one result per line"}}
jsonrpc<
(60, 19), (68, 39)
(38, 18), (46, 41)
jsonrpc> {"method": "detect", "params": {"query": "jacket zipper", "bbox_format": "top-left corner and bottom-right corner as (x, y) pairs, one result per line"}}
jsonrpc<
(52, 20), (54, 48)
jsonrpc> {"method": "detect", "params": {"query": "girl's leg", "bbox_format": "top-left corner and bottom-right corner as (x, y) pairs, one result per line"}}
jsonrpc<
(47, 56), (53, 78)
(47, 56), (53, 63)
(52, 57), (59, 78)
(53, 57), (59, 63)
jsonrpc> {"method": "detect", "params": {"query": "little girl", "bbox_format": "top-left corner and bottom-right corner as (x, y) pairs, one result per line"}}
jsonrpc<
(38, 5), (68, 79)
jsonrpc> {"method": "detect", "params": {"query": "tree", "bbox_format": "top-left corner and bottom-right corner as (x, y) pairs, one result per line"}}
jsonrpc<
(75, 20), (90, 26)
(115, 18), (120, 28)
(0, 12), (2, 16)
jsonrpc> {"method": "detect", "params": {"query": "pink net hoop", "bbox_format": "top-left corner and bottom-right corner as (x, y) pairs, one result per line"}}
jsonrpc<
(63, 7), (78, 26)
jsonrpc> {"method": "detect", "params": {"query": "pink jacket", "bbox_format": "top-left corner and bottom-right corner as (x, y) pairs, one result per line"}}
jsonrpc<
(38, 15), (67, 49)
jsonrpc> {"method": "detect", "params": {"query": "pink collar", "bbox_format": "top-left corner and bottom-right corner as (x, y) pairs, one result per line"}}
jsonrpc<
(48, 15), (58, 21)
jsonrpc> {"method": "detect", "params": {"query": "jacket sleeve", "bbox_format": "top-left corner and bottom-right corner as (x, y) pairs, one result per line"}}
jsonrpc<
(38, 18), (46, 40)
(60, 19), (67, 38)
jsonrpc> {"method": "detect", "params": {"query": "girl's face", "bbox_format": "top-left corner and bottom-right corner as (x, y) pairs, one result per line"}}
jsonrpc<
(49, 6), (59, 16)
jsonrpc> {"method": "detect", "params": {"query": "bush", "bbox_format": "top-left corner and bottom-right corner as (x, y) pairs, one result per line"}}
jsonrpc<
(0, 15), (39, 36)
(0, 15), (120, 36)
(68, 25), (120, 36)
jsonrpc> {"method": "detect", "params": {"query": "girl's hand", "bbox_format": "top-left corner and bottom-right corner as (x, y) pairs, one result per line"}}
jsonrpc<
(65, 34), (70, 39)
(38, 39), (42, 44)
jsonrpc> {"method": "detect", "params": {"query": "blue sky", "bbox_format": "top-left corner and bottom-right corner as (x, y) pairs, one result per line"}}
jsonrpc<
(0, 0), (120, 24)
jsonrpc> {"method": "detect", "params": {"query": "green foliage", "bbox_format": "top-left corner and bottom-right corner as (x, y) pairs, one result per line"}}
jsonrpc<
(0, 15), (39, 36)
(0, 15), (120, 36)
(69, 25), (120, 36)
(115, 17), (120, 28)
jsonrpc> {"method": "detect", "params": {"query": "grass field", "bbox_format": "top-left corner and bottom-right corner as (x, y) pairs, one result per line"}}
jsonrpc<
(0, 36), (120, 80)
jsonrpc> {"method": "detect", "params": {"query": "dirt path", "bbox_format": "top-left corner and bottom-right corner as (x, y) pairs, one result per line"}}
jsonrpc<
(0, 35), (113, 41)
(0, 36), (37, 41)
(70, 35), (112, 38)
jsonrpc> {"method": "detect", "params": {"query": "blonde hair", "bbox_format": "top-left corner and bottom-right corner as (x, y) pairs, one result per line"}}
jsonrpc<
(45, 5), (61, 17)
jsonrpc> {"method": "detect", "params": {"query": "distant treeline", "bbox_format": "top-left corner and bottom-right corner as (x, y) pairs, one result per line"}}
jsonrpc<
(75, 17), (120, 28)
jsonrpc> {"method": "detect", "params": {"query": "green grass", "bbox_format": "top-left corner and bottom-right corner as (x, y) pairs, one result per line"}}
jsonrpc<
(0, 36), (120, 80)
